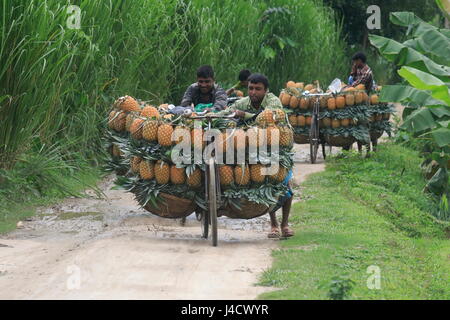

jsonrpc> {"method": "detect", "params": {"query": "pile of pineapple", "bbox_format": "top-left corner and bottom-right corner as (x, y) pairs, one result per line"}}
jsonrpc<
(279, 81), (395, 145)
(106, 95), (294, 213)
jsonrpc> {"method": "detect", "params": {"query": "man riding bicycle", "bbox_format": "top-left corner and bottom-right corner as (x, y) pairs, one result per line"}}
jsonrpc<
(180, 65), (228, 112)
(229, 73), (295, 238)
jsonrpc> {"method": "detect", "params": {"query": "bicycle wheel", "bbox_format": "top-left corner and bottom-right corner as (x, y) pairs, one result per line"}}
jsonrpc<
(309, 114), (319, 164)
(208, 157), (218, 246)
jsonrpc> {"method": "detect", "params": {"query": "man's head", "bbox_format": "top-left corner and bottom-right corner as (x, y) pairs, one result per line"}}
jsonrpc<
(247, 73), (269, 105)
(197, 65), (215, 94)
(352, 52), (367, 69)
(238, 69), (251, 88)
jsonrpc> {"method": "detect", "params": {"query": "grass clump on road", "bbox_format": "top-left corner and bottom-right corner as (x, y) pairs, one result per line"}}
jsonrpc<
(258, 143), (450, 300)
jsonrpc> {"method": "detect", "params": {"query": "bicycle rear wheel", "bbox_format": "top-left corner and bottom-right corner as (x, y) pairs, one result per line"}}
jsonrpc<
(208, 157), (218, 246)
(309, 114), (319, 164)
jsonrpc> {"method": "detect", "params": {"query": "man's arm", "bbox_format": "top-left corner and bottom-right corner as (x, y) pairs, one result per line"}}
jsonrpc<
(228, 102), (255, 120)
(212, 86), (228, 111)
(180, 84), (195, 107)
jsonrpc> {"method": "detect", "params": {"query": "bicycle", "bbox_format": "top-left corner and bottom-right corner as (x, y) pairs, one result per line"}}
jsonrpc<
(183, 109), (236, 247)
(302, 92), (331, 164)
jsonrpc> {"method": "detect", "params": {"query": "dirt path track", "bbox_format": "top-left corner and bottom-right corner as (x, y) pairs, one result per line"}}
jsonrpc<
(0, 144), (326, 300)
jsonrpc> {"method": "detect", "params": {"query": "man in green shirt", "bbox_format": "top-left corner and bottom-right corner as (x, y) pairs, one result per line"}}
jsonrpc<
(229, 73), (295, 238)
(229, 73), (283, 120)
(226, 69), (251, 97)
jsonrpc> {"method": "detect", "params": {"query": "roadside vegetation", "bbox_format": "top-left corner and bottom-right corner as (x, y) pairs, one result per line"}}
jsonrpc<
(258, 143), (450, 299)
(0, 0), (346, 231)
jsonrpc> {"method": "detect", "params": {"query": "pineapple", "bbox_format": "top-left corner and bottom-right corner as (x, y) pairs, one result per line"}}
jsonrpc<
(279, 125), (293, 147)
(286, 81), (296, 88)
(289, 96), (299, 109)
(234, 165), (250, 186)
(270, 166), (287, 183)
(130, 118), (144, 140)
(142, 120), (159, 142)
(187, 168), (202, 188)
(305, 116), (312, 126)
(355, 92), (364, 104)
(322, 117), (331, 127)
(141, 105), (160, 119)
(115, 95), (140, 112)
(139, 160), (155, 180)
(331, 119), (340, 128)
(108, 110), (117, 130)
(299, 98), (309, 110)
(341, 118), (350, 127)
(125, 112), (139, 132)
(327, 97), (336, 110)
(163, 114), (174, 120)
(154, 160), (170, 184)
(336, 96), (346, 109)
(219, 165), (234, 186)
(280, 92), (291, 106)
(250, 164), (265, 183)
(288, 114), (298, 127)
(131, 156), (142, 173)
(256, 110), (275, 127)
(370, 94), (379, 105)
(297, 115), (306, 127)
(114, 111), (127, 132)
(345, 93), (355, 106)
(157, 123), (174, 147)
(170, 165), (186, 184)
(274, 109), (286, 123)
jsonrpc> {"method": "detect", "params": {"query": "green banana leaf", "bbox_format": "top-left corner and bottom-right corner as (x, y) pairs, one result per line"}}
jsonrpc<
(401, 107), (437, 133)
(397, 66), (450, 105)
(379, 85), (446, 107)
(431, 127), (450, 147)
(369, 34), (450, 81)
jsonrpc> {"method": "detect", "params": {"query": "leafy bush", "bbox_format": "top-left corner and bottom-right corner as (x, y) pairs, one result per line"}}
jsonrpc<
(369, 11), (450, 218)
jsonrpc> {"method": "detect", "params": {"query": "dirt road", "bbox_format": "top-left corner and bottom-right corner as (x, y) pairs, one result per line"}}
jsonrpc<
(0, 144), (327, 300)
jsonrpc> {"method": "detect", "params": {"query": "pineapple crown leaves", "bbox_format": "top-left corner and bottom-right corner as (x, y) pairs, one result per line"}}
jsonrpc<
(321, 105), (372, 120)
(222, 182), (289, 207)
(322, 125), (370, 143)
(293, 126), (310, 135)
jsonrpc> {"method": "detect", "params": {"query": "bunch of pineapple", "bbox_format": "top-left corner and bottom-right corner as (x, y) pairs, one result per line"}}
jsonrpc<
(106, 95), (295, 211)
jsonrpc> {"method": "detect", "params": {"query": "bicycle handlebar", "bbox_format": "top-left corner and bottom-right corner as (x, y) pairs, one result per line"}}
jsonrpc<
(183, 109), (236, 119)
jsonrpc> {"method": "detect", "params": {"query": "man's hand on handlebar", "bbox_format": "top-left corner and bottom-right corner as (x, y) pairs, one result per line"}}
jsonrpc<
(234, 110), (246, 119)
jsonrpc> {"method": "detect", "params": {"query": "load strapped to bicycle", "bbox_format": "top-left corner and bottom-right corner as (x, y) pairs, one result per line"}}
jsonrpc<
(105, 96), (295, 246)
(279, 79), (395, 160)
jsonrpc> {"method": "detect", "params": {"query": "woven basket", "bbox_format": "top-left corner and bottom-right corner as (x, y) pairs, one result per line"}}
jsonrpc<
(326, 135), (355, 147)
(143, 192), (196, 219)
(221, 199), (269, 219)
(294, 133), (309, 144)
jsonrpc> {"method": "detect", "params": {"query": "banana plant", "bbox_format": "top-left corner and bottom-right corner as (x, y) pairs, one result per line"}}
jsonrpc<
(369, 11), (449, 218)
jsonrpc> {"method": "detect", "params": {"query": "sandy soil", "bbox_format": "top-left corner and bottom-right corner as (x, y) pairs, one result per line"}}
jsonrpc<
(0, 144), (330, 300)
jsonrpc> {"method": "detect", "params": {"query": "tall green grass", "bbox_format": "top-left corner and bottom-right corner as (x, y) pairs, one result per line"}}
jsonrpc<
(0, 0), (347, 198)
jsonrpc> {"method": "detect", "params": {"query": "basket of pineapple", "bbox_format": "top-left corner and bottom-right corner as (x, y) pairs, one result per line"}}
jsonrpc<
(279, 81), (321, 145)
(365, 87), (396, 141)
(105, 96), (295, 220)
